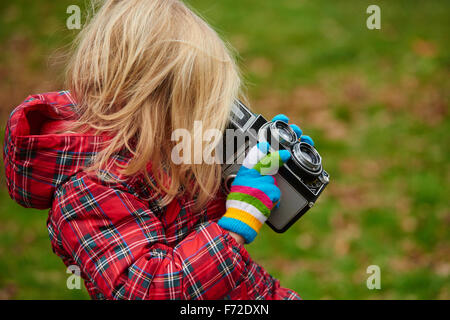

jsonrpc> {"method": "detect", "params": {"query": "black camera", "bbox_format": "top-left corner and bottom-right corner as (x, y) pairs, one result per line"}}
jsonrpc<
(220, 101), (329, 233)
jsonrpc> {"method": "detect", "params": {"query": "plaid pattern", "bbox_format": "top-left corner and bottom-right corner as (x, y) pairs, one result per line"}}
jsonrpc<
(4, 92), (300, 300)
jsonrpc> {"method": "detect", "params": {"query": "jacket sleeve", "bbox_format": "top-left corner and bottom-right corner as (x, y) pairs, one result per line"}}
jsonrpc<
(49, 172), (300, 300)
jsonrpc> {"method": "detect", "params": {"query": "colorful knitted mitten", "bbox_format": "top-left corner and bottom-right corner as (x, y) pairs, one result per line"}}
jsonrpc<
(218, 142), (291, 243)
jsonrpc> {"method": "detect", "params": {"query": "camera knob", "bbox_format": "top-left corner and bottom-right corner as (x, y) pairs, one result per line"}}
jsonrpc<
(319, 172), (329, 184)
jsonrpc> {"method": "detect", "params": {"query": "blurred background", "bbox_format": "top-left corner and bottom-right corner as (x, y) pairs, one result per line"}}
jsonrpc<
(0, 0), (449, 299)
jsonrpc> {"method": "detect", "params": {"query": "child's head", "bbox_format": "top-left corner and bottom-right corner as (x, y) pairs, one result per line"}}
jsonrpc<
(67, 0), (242, 207)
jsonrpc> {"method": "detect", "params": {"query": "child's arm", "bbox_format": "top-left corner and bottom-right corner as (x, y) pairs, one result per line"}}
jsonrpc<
(49, 171), (299, 300)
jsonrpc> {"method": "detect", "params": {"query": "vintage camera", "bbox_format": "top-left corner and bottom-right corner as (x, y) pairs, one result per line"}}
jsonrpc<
(220, 101), (329, 233)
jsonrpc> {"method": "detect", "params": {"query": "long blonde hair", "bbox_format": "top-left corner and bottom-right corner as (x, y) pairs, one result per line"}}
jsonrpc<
(66, 0), (243, 209)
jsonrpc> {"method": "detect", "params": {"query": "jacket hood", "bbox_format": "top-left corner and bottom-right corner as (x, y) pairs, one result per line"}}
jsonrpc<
(3, 91), (103, 209)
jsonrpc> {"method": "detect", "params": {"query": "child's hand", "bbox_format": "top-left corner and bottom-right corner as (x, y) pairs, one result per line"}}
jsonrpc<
(218, 142), (291, 244)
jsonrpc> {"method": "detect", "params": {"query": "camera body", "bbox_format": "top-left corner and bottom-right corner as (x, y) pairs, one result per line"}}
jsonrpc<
(221, 101), (329, 233)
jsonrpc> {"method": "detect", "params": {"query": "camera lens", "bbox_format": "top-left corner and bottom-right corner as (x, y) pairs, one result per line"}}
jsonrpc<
(291, 142), (323, 177)
(261, 121), (298, 147)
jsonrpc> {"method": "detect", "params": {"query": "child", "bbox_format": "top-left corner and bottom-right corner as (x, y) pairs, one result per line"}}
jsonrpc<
(4, 0), (311, 299)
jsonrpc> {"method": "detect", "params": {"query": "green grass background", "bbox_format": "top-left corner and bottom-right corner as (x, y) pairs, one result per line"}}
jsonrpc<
(0, 0), (449, 299)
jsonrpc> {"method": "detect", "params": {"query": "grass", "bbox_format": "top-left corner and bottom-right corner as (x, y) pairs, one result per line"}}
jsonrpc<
(0, 0), (449, 299)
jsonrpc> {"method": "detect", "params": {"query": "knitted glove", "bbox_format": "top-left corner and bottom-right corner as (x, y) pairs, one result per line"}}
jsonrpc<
(218, 142), (291, 244)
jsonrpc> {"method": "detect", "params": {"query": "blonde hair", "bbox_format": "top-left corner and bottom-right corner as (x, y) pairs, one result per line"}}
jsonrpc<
(66, 0), (243, 209)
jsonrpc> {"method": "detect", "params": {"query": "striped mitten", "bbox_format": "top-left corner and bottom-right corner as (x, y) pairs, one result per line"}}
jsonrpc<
(218, 142), (291, 244)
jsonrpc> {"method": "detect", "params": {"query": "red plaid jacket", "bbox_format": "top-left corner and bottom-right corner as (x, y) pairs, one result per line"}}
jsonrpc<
(3, 91), (300, 300)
